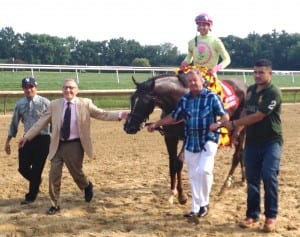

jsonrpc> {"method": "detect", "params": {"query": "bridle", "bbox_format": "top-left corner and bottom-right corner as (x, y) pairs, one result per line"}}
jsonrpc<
(127, 91), (155, 129)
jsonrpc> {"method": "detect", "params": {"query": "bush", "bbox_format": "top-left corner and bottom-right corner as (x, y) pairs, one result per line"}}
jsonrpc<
(131, 58), (151, 67)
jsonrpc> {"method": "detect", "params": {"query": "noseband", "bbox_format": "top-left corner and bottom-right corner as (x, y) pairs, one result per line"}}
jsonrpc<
(128, 111), (149, 125)
(128, 92), (155, 127)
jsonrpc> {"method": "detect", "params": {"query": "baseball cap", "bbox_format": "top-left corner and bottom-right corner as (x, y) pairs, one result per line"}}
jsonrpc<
(22, 77), (38, 88)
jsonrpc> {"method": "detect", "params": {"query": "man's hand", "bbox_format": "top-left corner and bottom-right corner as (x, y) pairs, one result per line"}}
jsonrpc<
(209, 122), (221, 131)
(4, 142), (11, 155)
(223, 120), (235, 131)
(118, 111), (128, 121)
(147, 123), (156, 133)
(18, 137), (28, 149)
(208, 64), (223, 74)
(120, 112), (128, 120)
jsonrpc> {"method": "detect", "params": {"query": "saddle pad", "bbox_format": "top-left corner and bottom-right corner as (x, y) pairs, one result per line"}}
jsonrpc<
(220, 80), (240, 110)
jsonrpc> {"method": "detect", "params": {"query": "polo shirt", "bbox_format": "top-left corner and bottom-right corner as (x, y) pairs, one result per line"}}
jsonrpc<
(245, 83), (283, 145)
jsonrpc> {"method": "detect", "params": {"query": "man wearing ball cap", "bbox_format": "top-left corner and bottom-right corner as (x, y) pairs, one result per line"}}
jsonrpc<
(5, 77), (50, 205)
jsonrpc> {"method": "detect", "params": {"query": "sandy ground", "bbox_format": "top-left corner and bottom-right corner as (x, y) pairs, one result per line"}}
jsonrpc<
(0, 104), (299, 237)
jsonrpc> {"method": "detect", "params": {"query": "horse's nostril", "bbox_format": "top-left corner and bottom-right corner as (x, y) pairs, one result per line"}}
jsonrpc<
(123, 125), (138, 134)
(126, 129), (137, 134)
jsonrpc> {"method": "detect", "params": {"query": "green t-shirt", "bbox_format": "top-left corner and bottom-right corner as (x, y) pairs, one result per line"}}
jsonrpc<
(245, 83), (283, 145)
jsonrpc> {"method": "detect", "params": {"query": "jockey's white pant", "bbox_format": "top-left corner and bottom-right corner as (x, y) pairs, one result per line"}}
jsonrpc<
(184, 141), (218, 213)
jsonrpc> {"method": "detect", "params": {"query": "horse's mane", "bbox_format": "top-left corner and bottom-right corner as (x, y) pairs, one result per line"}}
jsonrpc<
(150, 72), (188, 88)
(151, 72), (177, 80)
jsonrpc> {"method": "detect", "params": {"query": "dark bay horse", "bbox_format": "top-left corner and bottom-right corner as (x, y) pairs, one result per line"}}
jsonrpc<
(124, 73), (247, 204)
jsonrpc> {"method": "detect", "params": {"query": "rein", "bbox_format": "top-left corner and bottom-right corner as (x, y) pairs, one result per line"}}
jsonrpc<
(129, 112), (148, 123)
(144, 122), (230, 136)
(145, 122), (165, 135)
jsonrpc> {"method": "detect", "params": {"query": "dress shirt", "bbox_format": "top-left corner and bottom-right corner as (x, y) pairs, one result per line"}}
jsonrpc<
(8, 94), (50, 137)
(62, 99), (79, 140)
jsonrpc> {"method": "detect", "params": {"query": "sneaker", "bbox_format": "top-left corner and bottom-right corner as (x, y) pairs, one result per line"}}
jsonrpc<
(84, 181), (94, 202)
(263, 218), (276, 232)
(20, 199), (35, 205)
(198, 205), (209, 217)
(183, 212), (196, 218)
(239, 217), (259, 228)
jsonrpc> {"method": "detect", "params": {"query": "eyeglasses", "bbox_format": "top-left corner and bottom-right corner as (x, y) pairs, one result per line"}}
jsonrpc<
(63, 86), (77, 90)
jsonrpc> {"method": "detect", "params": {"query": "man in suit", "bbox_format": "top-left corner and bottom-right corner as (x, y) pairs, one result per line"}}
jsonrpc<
(19, 79), (127, 215)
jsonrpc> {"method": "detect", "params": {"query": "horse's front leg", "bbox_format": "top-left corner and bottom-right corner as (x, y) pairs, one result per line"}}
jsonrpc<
(164, 136), (187, 205)
(176, 152), (188, 205)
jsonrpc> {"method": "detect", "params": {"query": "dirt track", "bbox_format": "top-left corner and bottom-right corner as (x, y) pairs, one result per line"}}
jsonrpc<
(0, 104), (299, 237)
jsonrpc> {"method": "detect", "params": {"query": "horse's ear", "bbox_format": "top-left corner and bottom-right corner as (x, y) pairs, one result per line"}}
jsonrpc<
(132, 76), (139, 86)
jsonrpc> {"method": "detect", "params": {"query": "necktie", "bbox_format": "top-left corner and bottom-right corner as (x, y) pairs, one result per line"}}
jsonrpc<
(61, 102), (71, 140)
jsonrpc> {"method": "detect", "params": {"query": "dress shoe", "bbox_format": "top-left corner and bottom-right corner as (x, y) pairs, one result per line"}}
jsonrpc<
(198, 205), (209, 217)
(46, 206), (60, 215)
(239, 217), (259, 228)
(84, 181), (94, 202)
(183, 212), (196, 218)
(20, 199), (35, 205)
(263, 218), (276, 232)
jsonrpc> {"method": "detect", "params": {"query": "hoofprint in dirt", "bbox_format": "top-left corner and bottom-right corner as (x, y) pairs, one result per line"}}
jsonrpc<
(0, 104), (299, 237)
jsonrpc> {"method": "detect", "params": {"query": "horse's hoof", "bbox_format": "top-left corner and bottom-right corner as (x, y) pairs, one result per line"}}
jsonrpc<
(225, 176), (233, 188)
(168, 195), (174, 204)
(178, 192), (188, 205)
(168, 189), (177, 204)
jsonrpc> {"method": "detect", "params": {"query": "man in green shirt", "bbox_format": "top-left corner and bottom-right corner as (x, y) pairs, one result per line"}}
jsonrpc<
(223, 59), (282, 233)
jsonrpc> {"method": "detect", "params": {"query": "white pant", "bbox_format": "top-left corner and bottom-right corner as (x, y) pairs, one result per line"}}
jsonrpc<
(184, 141), (218, 213)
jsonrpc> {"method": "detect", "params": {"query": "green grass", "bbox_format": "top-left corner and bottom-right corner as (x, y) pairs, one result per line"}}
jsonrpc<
(2, 69), (300, 90)
(0, 70), (161, 90)
(0, 69), (299, 114)
(218, 71), (300, 87)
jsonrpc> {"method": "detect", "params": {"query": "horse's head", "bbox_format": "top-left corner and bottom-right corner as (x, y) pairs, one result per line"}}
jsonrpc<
(124, 76), (156, 134)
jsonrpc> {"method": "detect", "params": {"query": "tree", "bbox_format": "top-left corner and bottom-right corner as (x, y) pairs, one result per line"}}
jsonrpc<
(1, 26), (300, 69)
(287, 41), (300, 69)
(223, 35), (253, 68)
(0, 27), (21, 61)
(19, 33), (71, 64)
(132, 58), (151, 67)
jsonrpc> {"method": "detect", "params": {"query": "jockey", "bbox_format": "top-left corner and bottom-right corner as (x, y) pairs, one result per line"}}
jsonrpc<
(181, 13), (231, 78)
(180, 13), (234, 147)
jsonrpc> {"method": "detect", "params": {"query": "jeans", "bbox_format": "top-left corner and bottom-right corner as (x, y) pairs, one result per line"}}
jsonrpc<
(244, 141), (282, 219)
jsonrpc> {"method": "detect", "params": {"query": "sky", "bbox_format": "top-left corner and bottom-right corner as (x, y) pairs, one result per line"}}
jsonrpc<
(1, 0), (299, 53)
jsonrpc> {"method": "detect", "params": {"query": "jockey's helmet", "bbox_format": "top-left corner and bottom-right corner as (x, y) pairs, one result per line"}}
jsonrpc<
(195, 13), (213, 26)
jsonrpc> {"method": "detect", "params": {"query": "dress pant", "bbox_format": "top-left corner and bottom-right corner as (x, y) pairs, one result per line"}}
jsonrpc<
(18, 135), (50, 201)
(49, 139), (89, 207)
(184, 141), (218, 213)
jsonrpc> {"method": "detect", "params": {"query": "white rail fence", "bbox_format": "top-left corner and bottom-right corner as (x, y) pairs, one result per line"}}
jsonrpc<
(0, 88), (299, 115)
(1, 63), (300, 84)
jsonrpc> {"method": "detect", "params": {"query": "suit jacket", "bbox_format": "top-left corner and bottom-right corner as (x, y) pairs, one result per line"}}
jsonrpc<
(24, 97), (120, 160)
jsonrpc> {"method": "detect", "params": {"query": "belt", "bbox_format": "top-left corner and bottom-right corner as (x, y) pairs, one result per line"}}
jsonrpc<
(59, 138), (81, 143)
